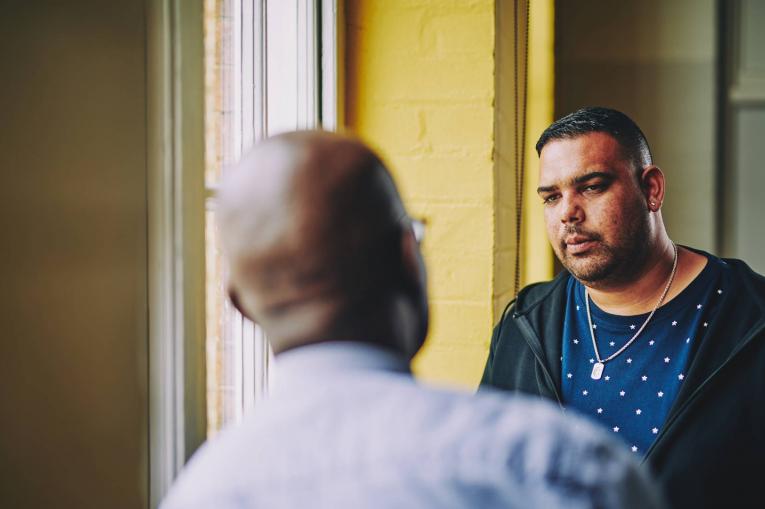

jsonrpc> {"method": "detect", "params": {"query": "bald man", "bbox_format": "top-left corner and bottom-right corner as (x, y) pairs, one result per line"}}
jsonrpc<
(161, 131), (664, 509)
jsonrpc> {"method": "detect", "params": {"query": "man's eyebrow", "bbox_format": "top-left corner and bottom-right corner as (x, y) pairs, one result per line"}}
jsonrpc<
(573, 171), (614, 184)
(537, 171), (615, 194)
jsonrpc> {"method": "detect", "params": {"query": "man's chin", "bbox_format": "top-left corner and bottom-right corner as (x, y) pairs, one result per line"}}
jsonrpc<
(559, 254), (614, 284)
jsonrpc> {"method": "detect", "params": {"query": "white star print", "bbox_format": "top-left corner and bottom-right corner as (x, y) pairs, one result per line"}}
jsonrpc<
(627, 358), (633, 364)
(686, 337), (691, 343)
(678, 373), (685, 380)
(619, 390), (626, 397)
(649, 340), (655, 346)
(609, 341), (615, 346)
(597, 408), (603, 414)
(582, 390), (588, 396)
(703, 322), (708, 327)
(576, 305), (580, 310)
(604, 375), (610, 381)
(664, 357), (670, 363)
(589, 358), (595, 364)
(718, 289), (723, 294)
(631, 445), (638, 452)
(567, 373), (572, 379)
(636, 409), (642, 415)
(697, 304), (702, 309)
(613, 426), (620, 432)
(652, 427), (659, 434)
(672, 320), (678, 326)
(593, 324), (597, 329)
(658, 391), (664, 397)
(573, 339), (579, 344)
(629, 324), (636, 330)
(641, 375), (648, 381)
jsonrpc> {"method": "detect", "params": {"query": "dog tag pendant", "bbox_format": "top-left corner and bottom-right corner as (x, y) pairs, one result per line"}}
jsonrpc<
(591, 362), (604, 380)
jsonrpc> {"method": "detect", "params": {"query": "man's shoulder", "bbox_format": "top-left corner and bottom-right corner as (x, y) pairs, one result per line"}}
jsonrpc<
(417, 386), (663, 508)
(389, 381), (613, 461)
(720, 256), (765, 292)
(162, 376), (662, 509)
(689, 246), (765, 306)
(495, 271), (570, 325)
(519, 272), (570, 309)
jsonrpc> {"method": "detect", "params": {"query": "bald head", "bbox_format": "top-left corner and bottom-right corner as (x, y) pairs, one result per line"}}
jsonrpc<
(218, 131), (428, 357)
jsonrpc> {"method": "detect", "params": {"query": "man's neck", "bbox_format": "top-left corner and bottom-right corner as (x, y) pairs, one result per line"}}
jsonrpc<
(585, 242), (707, 316)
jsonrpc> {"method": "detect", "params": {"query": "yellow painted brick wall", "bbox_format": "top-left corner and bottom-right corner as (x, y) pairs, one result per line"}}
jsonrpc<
(345, 0), (496, 388)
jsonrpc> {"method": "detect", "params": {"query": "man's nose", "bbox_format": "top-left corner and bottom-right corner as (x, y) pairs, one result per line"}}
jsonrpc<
(560, 194), (584, 224)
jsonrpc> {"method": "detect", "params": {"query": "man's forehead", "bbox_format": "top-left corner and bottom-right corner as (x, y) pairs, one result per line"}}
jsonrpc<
(537, 133), (629, 187)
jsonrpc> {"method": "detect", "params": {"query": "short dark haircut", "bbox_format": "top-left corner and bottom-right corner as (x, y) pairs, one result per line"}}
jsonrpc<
(535, 107), (653, 171)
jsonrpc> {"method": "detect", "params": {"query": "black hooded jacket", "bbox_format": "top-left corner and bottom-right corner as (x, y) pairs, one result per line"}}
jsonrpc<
(481, 253), (765, 508)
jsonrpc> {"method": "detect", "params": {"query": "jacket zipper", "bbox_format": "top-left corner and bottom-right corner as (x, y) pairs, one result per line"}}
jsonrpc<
(643, 320), (765, 463)
(515, 314), (564, 409)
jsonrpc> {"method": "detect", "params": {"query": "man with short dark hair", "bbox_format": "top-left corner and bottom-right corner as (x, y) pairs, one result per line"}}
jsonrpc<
(482, 107), (765, 509)
(161, 130), (663, 509)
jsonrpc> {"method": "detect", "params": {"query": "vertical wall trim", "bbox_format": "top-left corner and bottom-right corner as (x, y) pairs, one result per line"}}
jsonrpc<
(520, 0), (554, 286)
(321, 0), (342, 130)
(147, 0), (207, 506)
(715, 0), (727, 255)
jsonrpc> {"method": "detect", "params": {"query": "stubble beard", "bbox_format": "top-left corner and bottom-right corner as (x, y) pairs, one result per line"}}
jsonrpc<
(555, 204), (652, 289)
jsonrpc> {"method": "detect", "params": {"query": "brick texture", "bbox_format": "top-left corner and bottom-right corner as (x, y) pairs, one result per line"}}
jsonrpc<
(346, 0), (497, 387)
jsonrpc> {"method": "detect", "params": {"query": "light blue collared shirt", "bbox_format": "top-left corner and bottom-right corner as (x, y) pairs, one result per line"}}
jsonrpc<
(162, 342), (664, 509)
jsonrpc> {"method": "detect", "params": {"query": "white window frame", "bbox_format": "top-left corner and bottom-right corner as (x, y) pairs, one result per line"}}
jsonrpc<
(147, 0), (341, 506)
(147, 0), (206, 506)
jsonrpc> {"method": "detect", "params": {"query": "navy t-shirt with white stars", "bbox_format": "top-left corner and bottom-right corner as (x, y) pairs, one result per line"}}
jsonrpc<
(561, 254), (726, 456)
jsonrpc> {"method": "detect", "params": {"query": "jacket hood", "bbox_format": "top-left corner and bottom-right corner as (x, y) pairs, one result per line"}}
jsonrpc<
(514, 248), (765, 324)
(513, 270), (569, 316)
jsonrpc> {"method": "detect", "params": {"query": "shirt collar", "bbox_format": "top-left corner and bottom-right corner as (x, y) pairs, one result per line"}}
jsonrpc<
(270, 341), (411, 395)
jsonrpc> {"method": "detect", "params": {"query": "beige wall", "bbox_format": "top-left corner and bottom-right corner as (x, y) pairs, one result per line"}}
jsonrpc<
(721, 0), (765, 273)
(0, 2), (148, 508)
(555, 0), (717, 252)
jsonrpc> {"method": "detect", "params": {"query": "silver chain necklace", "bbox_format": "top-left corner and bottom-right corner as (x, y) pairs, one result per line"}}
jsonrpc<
(586, 243), (678, 380)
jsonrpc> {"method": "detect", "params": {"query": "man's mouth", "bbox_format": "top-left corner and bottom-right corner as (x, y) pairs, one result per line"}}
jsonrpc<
(564, 235), (598, 255)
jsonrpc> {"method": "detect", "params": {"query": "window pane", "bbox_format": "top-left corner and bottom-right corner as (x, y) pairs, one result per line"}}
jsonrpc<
(205, 0), (273, 437)
(204, 207), (227, 434)
(204, 0), (319, 437)
(266, 0), (299, 135)
(204, 0), (232, 187)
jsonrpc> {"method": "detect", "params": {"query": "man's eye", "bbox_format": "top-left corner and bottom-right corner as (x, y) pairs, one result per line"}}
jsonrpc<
(542, 195), (559, 204)
(583, 184), (604, 193)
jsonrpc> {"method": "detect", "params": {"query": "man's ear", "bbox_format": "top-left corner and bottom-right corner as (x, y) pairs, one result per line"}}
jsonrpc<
(640, 165), (666, 212)
(228, 285), (255, 322)
(399, 227), (424, 292)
